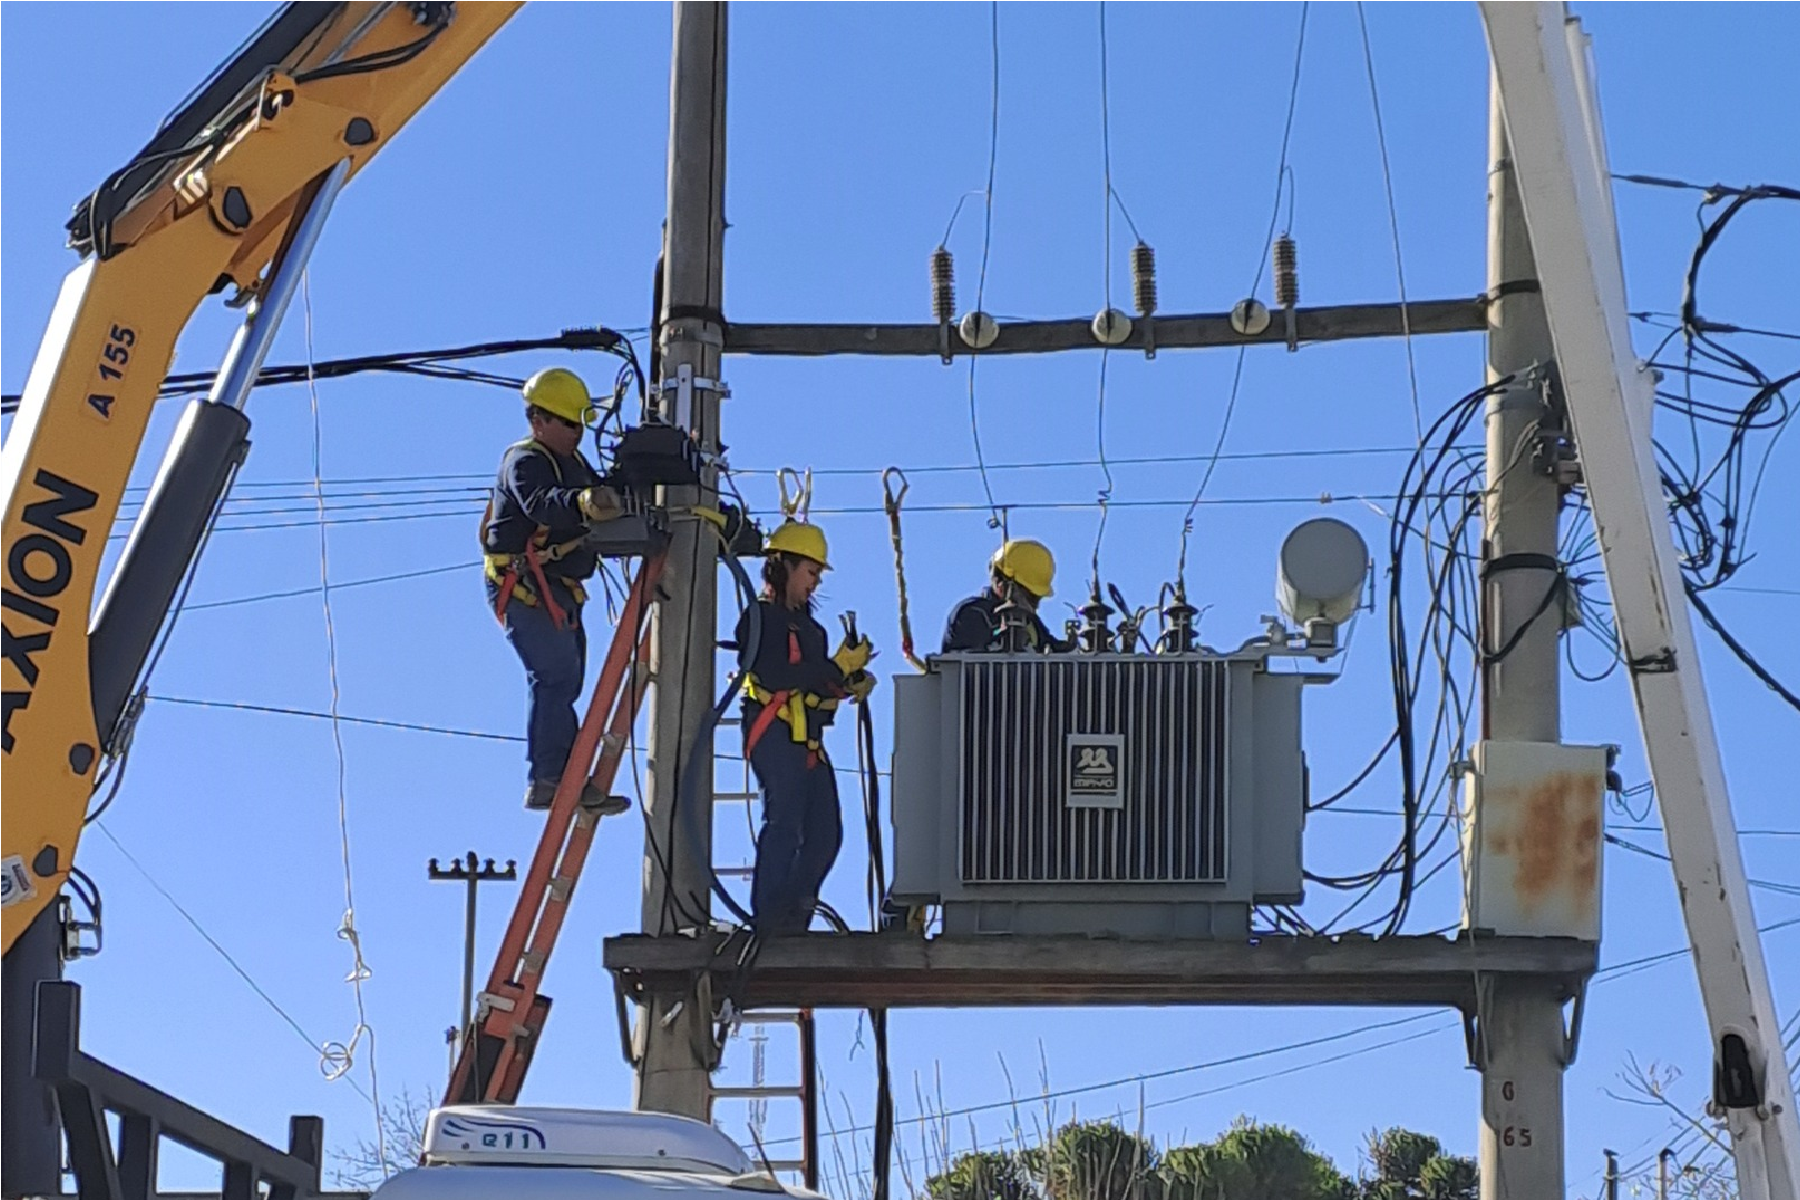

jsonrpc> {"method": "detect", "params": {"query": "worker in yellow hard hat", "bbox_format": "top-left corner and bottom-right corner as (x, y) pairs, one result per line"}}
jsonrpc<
(735, 519), (875, 935)
(942, 538), (1074, 653)
(483, 367), (634, 811)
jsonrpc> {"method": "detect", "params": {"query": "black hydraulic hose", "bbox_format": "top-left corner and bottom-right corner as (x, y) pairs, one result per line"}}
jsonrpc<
(856, 694), (888, 910)
(670, 539), (760, 926)
(855, 692), (894, 1200)
(871, 1007), (893, 1200)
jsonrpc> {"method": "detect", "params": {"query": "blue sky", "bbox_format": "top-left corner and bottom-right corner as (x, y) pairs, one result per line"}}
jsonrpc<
(3, 3), (1796, 1197)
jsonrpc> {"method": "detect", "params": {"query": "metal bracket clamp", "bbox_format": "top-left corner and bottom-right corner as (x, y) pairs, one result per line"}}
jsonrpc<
(656, 363), (731, 429)
(1464, 972), (1498, 1071)
(1563, 980), (1588, 1068)
(1462, 972), (1588, 1071)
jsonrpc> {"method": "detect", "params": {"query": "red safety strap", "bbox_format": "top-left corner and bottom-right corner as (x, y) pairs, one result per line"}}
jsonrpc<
(743, 695), (790, 758)
(491, 543), (571, 632)
(523, 543), (571, 631)
(493, 566), (520, 625)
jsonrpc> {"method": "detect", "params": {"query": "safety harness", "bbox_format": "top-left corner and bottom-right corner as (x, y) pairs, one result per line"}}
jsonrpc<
(741, 621), (839, 768)
(481, 439), (591, 631)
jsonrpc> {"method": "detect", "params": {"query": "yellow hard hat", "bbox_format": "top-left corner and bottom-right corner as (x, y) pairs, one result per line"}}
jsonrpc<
(766, 520), (830, 568)
(523, 367), (597, 427)
(991, 539), (1054, 598)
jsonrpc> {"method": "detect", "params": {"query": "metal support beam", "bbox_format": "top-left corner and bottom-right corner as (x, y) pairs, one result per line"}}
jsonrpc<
(32, 982), (326, 1200)
(1476, 59), (1568, 1200)
(3, 907), (64, 1200)
(607, 932), (1595, 1011)
(1482, 6), (1800, 1199)
(721, 297), (1487, 358)
(635, 0), (729, 1122)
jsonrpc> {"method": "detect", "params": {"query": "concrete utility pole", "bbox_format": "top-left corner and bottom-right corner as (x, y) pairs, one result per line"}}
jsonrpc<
(427, 853), (516, 1057)
(1483, 8), (1800, 1196)
(635, 0), (729, 1120)
(1477, 73), (1568, 1200)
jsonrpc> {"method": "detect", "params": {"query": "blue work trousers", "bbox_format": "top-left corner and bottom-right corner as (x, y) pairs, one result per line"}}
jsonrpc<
(747, 732), (842, 936)
(499, 583), (587, 786)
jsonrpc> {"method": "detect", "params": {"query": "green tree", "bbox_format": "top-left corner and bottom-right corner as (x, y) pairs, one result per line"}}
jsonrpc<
(1160, 1117), (1354, 1200)
(1360, 1128), (1477, 1200)
(928, 1150), (1038, 1200)
(1020, 1121), (1160, 1200)
(922, 1119), (1472, 1200)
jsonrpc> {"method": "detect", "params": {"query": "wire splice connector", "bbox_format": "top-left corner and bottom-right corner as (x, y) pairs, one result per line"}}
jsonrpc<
(1273, 235), (1299, 309)
(1131, 242), (1158, 316)
(931, 247), (956, 326)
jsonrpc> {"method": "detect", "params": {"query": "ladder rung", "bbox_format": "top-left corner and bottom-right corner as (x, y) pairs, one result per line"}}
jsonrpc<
(715, 866), (755, 878)
(713, 791), (760, 802)
(711, 1085), (804, 1100)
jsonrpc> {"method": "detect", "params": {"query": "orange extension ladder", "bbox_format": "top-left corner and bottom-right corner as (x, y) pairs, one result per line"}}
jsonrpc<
(444, 553), (664, 1105)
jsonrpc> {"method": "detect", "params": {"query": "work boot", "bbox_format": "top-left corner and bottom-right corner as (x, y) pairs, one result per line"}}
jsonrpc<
(578, 783), (631, 817)
(524, 779), (632, 815)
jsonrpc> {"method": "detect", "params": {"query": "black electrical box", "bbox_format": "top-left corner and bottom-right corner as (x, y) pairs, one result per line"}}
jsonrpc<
(583, 509), (671, 560)
(609, 423), (702, 492)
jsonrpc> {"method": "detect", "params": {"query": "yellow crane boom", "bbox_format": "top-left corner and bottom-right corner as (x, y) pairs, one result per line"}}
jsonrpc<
(1, 0), (519, 954)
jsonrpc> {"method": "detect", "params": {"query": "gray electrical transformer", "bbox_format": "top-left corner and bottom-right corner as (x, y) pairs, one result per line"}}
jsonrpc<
(890, 650), (1315, 938)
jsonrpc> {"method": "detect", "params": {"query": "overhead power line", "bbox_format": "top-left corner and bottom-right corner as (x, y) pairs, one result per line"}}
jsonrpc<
(149, 695), (526, 743)
(181, 561), (477, 612)
(90, 822), (374, 1103)
(146, 692), (892, 779)
(1606, 832), (1800, 898)
(1316, 808), (1800, 839)
(114, 490), (1465, 541)
(1, 328), (647, 416)
(763, 1011), (1444, 1146)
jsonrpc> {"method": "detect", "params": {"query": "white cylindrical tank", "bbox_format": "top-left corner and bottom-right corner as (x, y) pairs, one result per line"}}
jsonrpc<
(1277, 518), (1369, 625)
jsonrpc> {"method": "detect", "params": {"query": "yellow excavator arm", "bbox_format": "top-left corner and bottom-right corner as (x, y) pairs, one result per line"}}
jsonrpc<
(0, 1), (521, 953)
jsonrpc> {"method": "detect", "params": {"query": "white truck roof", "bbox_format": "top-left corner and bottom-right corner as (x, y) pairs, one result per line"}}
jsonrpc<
(368, 1107), (823, 1200)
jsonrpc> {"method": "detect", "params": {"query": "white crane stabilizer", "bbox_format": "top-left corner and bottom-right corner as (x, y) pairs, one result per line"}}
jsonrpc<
(1480, 5), (1800, 1199)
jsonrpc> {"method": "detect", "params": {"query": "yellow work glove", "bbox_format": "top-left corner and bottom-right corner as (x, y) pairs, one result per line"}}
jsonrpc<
(846, 672), (878, 704)
(578, 486), (625, 524)
(832, 635), (873, 677)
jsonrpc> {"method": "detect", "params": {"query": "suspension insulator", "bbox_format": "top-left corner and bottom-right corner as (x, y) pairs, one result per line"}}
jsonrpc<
(1273, 234), (1299, 309)
(1131, 241), (1158, 316)
(931, 246), (956, 325)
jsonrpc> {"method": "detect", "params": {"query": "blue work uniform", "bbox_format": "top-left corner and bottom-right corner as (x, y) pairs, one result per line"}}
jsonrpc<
(483, 439), (604, 788)
(942, 591), (1072, 653)
(735, 599), (849, 936)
